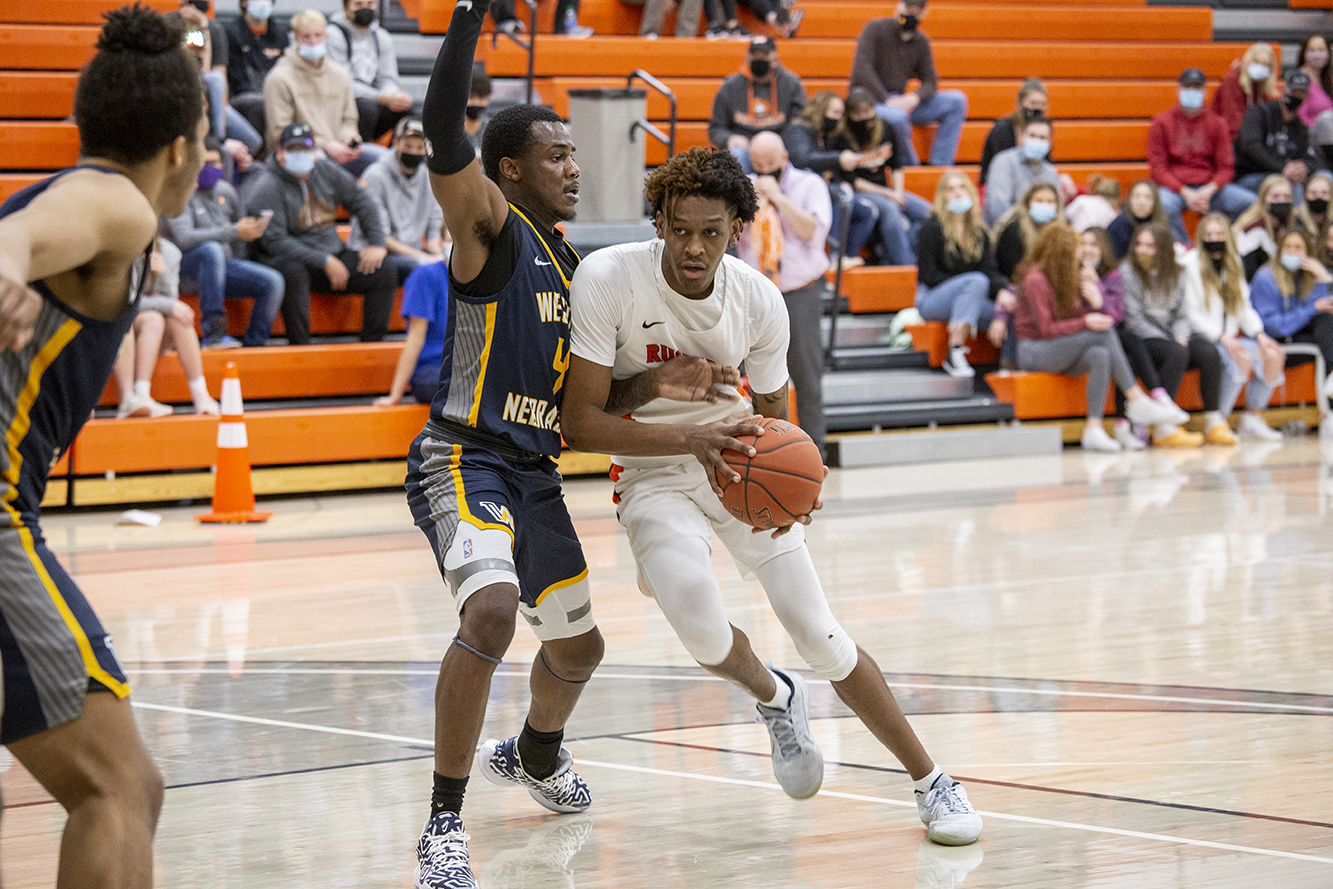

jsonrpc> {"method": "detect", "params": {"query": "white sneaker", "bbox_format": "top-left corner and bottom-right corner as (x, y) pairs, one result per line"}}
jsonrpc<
(1124, 395), (1177, 428)
(941, 345), (975, 379)
(117, 392), (173, 419)
(1112, 419), (1146, 450)
(1237, 412), (1282, 441)
(1154, 391), (1191, 425)
(756, 667), (824, 799)
(193, 394), (220, 415)
(1080, 424), (1121, 452)
(916, 774), (983, 845)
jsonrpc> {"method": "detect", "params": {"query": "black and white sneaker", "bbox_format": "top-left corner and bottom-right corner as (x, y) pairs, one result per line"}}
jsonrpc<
(942, 345), (975, 379)
(478, 736), (592, 814)
(415, 811), (477, 889)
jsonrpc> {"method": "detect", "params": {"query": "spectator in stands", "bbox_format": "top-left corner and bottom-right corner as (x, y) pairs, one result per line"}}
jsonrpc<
(1108, 179), (1168, 259)
(1250, 227), (1333, 399)
(247, 122), (396, 344)
(734, 131), (833, 457)
(980, 78), (1047, 188)
(1149, 67), (1255, 246)
(163, 138), (285, 348)
(1212, 42), (1280, 142)
(328, 0), (415, 143)
(1295, 172), (1332, 233)
(785, 91), (878, 264)
(1185, 213), (1285, 440)
(994, 181), (1064, 280)
(849, 0), (968, 166)
(225, 0), (288, 147)
(1121, 222), (1220, 447)
(350, 118), (446, 285)
(1299, 34), (1332, 128)
(1233, 174), (1297, 281)
(464, 64), (492, 157)
(1015, 224), (1182, 452)
(702, 0), (746, 38)
(1065, 175), (1120, 233)
(826, 87), (931, 266)
(709, 37), (806, 171)
(915, 172), (1016, 378)
(554, 0), (594, 36)
(983, 115), (1059, 227)
(169, 8), (260, 175)
(1235, 69), (1312, 200)
(113, 239), (221, 418)
(375, 262), (449, 406)
(638, 0), (705, 38)
(264, 9), (385, 177)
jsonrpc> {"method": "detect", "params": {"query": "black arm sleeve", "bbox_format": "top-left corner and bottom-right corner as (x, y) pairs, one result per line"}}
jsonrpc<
(423, 0), (492, 176)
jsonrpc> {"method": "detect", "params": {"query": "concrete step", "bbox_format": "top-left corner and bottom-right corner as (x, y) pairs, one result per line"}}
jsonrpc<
(825, 395), (1014, 432)
(822, 369), (973, 406)
(827, 424), (1061, 468)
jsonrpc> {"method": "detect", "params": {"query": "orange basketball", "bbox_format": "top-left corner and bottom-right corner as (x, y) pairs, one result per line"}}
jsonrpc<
(715, 418), (824, 529)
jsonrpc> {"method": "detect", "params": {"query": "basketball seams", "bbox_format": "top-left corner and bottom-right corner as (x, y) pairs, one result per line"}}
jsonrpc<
(740, 476), (800, 526)
(717, 417), (822, 527)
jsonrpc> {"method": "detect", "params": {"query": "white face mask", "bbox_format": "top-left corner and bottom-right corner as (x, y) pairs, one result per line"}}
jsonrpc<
(1179, 88), (1204, 110)
(297, 41), (327, 62)
(247, 0), (273, 20)
(1247, 63), (1271, 83)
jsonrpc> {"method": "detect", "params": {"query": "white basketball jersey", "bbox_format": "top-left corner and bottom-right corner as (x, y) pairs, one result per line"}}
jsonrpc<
(570, 239), (791, 468)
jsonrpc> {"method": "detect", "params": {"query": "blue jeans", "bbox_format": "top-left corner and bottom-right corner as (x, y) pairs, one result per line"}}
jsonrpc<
(830, 188), (879, 257)
(1235, 171), (1303, 206)
(915, 271), (993, 332)
(875, 90), (968, 166)
(202, 70), (264, 156)
(1217, 338), (1282, 416)
(857, 190), (932, 265)
(1158, 184), (1256, 245)
(179, 241), (285, 347)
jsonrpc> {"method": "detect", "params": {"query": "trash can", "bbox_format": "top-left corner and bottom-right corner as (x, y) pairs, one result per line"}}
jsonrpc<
(566, 88), (649, 224)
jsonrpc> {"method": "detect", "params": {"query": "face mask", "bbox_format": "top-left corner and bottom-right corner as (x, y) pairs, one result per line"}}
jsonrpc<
(189, 0), (210, 12)
(848, 118), (874, 143)
(822, 117), (839, 136)
(1131, 211), (1153, 224)
(1284, 93), (1305, 113)
(352, 7), (376, 27)
(298, 41), (327, 62)
(1247, 63), (1271, 82)
(1179, 88), (1204, 110)
(1022, 106), (1044, 122)
(1135, 252), (1155, 271)
(749, 59), (772, 79)
(1269, 201), (1292, 222)
(1029, 201), (1057, 224)
(1308, 50), (1329, 69)
(899, 14), (918, 32)
(1310, 198), (1329, 215)
(1201, 241), (1227, 263)
(247, 0), (273, 20)
(1281, 253), (1304, 271)
(282, 150), (316, 176)
(465, 104), (485, 121)
(399, 152), (426, 172)
(946, 196), (973, 215)
(1022, 138), (1050, 161)
(198, 164), (224, 191)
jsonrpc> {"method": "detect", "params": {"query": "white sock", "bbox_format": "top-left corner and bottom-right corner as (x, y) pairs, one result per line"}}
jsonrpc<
(188, 377), (210, 399)
(762, 669), (792, 710)
(913, 765), (944, 794)
(133, 380), (151, 398)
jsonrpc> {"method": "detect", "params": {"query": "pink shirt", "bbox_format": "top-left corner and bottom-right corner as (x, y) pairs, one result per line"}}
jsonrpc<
(1301, 77), (1333, 128)
(736, 163), (833, 293)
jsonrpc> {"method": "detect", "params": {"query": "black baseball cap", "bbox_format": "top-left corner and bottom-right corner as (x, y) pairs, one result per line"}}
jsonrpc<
(749, 36), (776, 54)
(1286, 69), (1312, 91)
(279, 121), (315, 149)
(1178, 68), (1206, 87)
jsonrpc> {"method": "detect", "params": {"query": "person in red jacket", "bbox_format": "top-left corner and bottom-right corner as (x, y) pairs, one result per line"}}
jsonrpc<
(1149, 68), (1256, 245)
(1211, 43), (1281, 142)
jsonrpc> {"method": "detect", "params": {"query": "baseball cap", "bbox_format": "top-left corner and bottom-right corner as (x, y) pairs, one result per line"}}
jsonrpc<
(749, 36), (776, 53)
(394, 117), (426, 141)
(1286, 69), (1312, 91)
(1178, 68), (1206, 87)
(279, 122), (315, 149)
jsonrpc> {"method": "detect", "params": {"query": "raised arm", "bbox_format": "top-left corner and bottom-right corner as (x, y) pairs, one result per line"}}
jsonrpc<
(422, 0), (511, 285)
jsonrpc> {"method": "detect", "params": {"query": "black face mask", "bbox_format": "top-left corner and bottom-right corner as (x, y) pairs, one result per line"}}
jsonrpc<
(1310, 198), (1330, 215)
(465, 105), (486, 121)
(1269, 201), (1293, 221)
(749, 59), (772, 79)
(1131, 212), (1153, 224)
(1284, 93), (1305, 113)
(822, 117), (839, 136)
(352, 7), (377, 27)
(848, 118), (874, 143)
(400, 152), (426, 171)
(189, 0), (210, 12)
(1022, 106), (1044, 122)
(1201, 241), (1227, 263)
(899, 14), (918, 32)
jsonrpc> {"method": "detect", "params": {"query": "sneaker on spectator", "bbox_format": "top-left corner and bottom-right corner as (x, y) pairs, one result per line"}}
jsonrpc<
(1237, 413), (1282, 441)
(201, 335), (241, 350)
(496, 18), (525, 34)
(727, 23), (750, 37)
(1152, 426), (1204, 448)
(117, 392), (173, 419)
(780, 8), (803, 37)
(1080, 424), (1121, 452)
(705, 26), (729, 38)
(1124, 395), (1177, 428)
(558, 9), (593, 37)
(1153, 391), (1190, 425)
(1204, 422), (1238, 446)
(1112, 419), (1146, 450)
(193, 393), (221, 415)
(941, 345), (974, 379)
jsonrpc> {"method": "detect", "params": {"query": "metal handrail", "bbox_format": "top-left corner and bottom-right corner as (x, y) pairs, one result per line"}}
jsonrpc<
(491, 0), (538, 105)
(626, 69), (676, 158)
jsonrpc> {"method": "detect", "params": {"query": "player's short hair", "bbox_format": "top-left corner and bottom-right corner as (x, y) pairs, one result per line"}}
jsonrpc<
(644, 146), (759, 224)
(480, 104), (565, 181)
(74, 5), (205, 166)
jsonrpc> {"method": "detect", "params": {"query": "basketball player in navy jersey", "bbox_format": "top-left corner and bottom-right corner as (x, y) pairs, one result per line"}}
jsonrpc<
(0, 7), (206, 886)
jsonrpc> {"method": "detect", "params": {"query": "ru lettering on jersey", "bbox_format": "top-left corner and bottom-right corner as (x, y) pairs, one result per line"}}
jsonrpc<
(645, 344), (680, 363)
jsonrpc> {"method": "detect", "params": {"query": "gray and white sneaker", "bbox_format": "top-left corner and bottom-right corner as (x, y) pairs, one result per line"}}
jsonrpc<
(478, 736), (591, 814)
(415, 811), (478, 889)
(941, 345), (975, 379)
(916, 774), (983, 846)
(1124, 394), (1180, 427)
(756, 667), (824, 799)
(1237, 412), (1282, 441)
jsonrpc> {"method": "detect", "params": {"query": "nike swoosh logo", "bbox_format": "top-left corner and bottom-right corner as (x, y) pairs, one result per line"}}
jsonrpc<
(535, 258), (552, 267)
(642, 320), (665, 328)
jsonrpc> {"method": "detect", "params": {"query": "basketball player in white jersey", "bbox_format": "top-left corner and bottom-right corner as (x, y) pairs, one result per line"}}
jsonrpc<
(561, 147), (983, 846)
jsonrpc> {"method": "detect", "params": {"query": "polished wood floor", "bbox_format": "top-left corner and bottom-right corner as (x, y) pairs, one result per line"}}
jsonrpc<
(4, 437), (1332, 887)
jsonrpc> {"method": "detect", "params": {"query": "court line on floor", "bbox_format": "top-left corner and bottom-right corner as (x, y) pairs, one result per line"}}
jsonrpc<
(128, 700), (1333, 864)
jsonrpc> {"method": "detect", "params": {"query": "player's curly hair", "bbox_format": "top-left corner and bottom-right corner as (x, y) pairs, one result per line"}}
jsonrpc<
(75, 4), (204, 166)
(644, 147), (758, 225)
(481, 104), (566, 181)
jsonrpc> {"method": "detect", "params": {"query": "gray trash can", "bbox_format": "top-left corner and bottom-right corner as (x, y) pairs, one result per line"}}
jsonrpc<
(566, 88), (649, 224)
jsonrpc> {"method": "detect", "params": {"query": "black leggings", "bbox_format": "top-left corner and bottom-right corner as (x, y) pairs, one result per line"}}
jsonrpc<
(1115, 330), (1221, 413)
(1284, 311), (1333, 369)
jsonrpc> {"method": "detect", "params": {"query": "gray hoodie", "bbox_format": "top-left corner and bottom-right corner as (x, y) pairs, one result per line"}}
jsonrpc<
(245, 154), (385, 268)
(163, 180), (245, 259)
(327, 10), (401, 102)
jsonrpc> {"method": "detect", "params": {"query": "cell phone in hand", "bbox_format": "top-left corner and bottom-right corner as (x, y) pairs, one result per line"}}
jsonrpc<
(260, 210), (274, 219)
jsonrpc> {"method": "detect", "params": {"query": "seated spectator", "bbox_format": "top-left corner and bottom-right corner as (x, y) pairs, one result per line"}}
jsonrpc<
(826, 87), (931, 265)
(1295, 172), (1332, 234)
(113, 239), (221, 418)
(327, 0), (414, 143)
(1317, 216), (1333, 268)
(1233, 175), (1297, 281)
(375, 261), (449, 406)
(994, 181), (1064, 280)
(915, 171), (1016, 378)
(784, 90), (879, 262)
(225, 0), (288, 146)
(163, 138), (285, 348)
(349, 118), (446, 285)
(1015, 224), (1183, 451)
(1299, 34), (1333, 128)
(1250, 227), (1333, 398)
(1065, 174), (1120, 233)
(1108, 179), (1168, 259)
(849, 0), (968, 166)
(702, 0), (746, 38)
(980, 78), (1047, 187)
(637, 0), (705, 38)
(709, 37), (806, 171)
(1235, 70), (1311, 200)
(264, 9), (387, 177)
(1185, 213), (1285, 440)
(247, 122), (395, 344)
(464, 64), (493, 157)
(983, 115), (1059, 227)
(1121, 222), (1221, 447)
(1149, 67), (1255, 245)
(181, 2), (265, 164)
(1212, 42), (1280, 143)
(1313, 109), (1333, 173)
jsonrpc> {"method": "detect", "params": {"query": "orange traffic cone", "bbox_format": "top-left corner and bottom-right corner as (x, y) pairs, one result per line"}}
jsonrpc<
(196, 362), (273, 524)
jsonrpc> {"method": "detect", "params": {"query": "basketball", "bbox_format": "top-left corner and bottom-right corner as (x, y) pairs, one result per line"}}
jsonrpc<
(716, 418), (825, 529)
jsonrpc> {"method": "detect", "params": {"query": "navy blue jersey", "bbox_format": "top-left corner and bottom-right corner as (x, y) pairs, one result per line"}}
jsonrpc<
(0, 167), (146, 528)
(431, 204), (580, 458)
